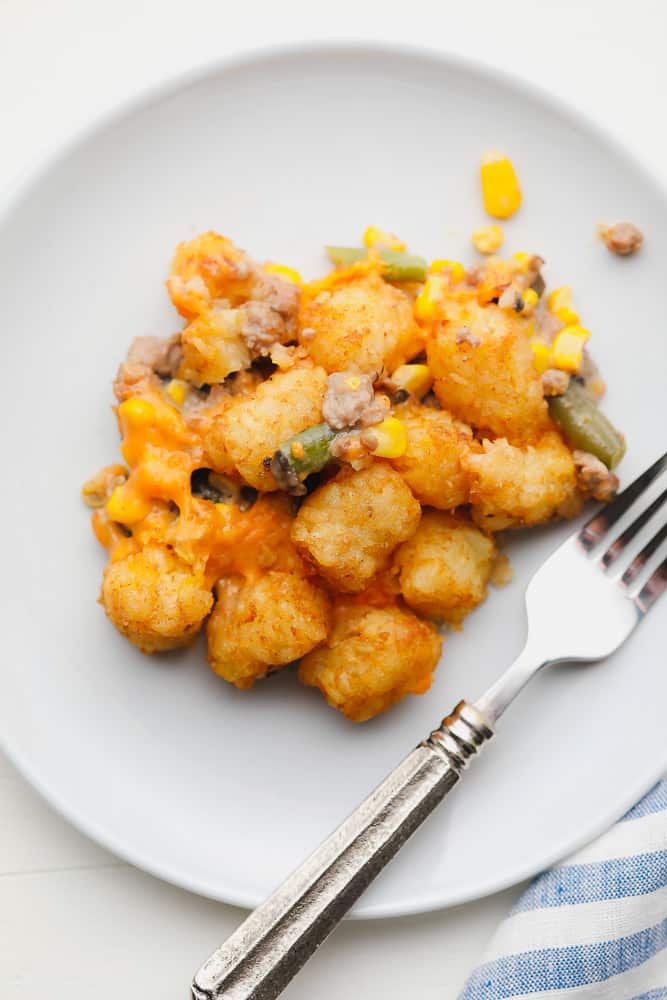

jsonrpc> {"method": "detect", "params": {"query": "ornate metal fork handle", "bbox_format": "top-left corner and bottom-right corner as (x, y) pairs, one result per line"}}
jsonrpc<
(192, 451), (666, 1000)
(192, 703), (492, 1000)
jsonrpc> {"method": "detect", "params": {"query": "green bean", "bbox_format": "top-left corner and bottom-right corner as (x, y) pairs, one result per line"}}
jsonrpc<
(270, 423), (338, 495)
(190, 469), (257, 509)
(325, 246), (428, 283)
(191, 469), (238, 504)
(548, 380), (626, 469)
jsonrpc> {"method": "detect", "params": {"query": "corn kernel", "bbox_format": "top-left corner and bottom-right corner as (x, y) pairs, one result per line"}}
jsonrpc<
(430, 259), (465, 284)
(547, 286), (580, 325)
(264, 262), (302, 285)
(369, 417), (408, 458)
(480, 150), (522, 219)
(165, 379), (188, 405)
(414, 276), (447, 323)
(531, 341), (551, 374)
(512, 252), (532, 272)
(390, 363), (434, 399)
(291, 441), (305, 459)
(106, 483), (152, 525)
(556, 305), (580, 326)
(344, 375), (362, 391)
(551, 326), (590, 372)
(118, 397), (156, 426)
(561, 323), (590, 342)
(521, 288), (539, 315)
(471, 224), (504, 254)
(363, 225), (406, 252)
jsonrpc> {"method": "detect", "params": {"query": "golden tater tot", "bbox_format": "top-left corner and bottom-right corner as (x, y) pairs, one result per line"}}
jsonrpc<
(200, 409), (238, 477)
(167, 231), (255, 318)
(219, 365), (327, 490)
(101, 544), (212, 653)
(299, 602), (441, 722)
(179, 308), (252, 386)
(299, 273), (424, 374)
(464, 431), (582, 531)
(395, 511), (497, 625)
(291, 464), (421, 593)
(390, 403), (474, 510)
(207, 572), (331, 689)
(427, 301), (549, 441)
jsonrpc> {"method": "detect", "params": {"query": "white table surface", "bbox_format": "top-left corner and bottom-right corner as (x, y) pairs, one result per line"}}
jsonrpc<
(1, 1), (665, 996)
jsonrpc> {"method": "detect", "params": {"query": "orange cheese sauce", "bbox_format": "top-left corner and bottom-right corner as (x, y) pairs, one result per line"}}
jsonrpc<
(92, 387), (303, 586)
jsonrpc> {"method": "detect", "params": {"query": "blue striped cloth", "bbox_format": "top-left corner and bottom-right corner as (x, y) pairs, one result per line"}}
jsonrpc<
(459, 781), (667, 999)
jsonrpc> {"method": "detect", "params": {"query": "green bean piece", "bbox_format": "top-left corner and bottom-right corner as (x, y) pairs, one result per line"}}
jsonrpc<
(191, 469), (239, 504)
(270, 423), (338, 495)
(325, 246), (428, 283)
(548, 380), (626, 469)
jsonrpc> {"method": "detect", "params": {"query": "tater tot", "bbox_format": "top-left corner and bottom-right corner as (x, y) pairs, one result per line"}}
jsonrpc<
(207, 572), (331, 689)
(299, 273), (424, 374)
(464, 431), (582, 531)
(291, 464), (421, 592)
(427, 301), (549, 441)
(101, 544), (213, 653)
(219, 365), (327, 490)
(178, 308), (252, 386)
(299, 602), (442, 721)
(390, 402), (474, 509)
(167, 231), (256, 318)
(395, 511), (497, 625)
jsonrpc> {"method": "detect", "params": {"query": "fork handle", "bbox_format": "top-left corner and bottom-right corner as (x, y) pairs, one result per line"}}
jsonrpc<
(191, 701), (492, 1000)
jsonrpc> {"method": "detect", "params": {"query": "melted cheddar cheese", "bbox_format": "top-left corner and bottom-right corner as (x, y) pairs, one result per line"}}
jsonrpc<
(94, 388), (305, 586)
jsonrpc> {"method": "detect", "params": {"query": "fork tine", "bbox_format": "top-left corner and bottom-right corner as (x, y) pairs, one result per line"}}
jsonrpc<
(601, 486), (667, 569)
(580, 451), (667, 552)
(622, 519), (667, 586)
(634, 553), (667, 614)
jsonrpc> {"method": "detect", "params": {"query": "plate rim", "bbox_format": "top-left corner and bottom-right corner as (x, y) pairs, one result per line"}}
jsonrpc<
(2, 39), (666, 918)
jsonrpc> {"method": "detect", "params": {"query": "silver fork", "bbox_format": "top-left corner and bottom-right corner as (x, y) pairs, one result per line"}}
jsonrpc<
(192, 451), (667, 1000)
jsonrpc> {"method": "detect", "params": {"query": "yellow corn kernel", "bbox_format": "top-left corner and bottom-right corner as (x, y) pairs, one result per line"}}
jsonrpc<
(512, 252), (532, 272)
(165, 379), (188, 405)
(471, 224), (504, 255)
(555, 305), (580, 325)
(430, 259), (466, 284)
(531, 341), (551, 374)
(480, 150), (522, 219)
(551, 326), (590, 372)
(414, 276), (447, 323)
(390, 363), (434, 398)
(547, 285), (580, 325)
(264, 262), (302, 285)
(118, 397), (156, 427)
(363, 225), (406, 252)
(369, 417), (408, 458)
(106, 484), (152, 525)
(521, 288), (539, 315)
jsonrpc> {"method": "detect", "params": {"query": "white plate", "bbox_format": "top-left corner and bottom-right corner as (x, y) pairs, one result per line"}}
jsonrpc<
(1, 44), (666, 918)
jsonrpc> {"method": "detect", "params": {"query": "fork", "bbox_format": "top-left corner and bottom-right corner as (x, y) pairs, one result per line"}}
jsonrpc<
(192, 451), (667, 1000)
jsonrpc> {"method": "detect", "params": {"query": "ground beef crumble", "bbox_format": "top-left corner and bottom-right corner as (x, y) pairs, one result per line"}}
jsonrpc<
(573, 449), (619, 502)
(602, 222), (643, 256)
(322, 372), (389, 431)
(541, 368), (570, 397)
(126, 333), (182, 378)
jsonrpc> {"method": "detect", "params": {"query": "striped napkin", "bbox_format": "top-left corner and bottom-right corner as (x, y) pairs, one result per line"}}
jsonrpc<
(459, 780), (667, 999)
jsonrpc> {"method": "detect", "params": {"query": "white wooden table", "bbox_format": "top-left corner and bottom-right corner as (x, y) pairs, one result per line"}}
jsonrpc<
(2, 1), (665, 996)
